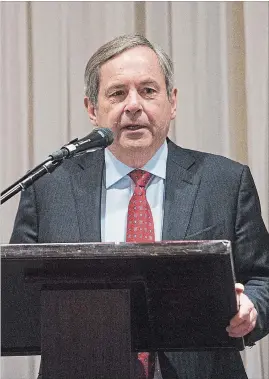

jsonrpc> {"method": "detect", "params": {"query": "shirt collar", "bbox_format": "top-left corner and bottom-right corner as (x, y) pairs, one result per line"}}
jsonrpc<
(105, 140), (168, 189)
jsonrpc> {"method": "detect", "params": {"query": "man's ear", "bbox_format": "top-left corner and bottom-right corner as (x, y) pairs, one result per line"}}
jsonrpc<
(170, 88), (177, 120)
(84, 97), (98, 126)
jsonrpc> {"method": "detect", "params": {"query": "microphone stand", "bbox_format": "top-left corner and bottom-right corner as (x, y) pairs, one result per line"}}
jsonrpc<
(1, 128), (113, 205)
(1, 158), (63, 205)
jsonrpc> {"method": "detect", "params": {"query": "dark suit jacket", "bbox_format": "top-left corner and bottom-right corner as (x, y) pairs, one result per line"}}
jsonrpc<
(10, 140), (269, 379)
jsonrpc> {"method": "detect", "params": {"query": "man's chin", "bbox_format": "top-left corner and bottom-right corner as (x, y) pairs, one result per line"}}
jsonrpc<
(123, 139), (152, 151)
(119, 132), (151, 145)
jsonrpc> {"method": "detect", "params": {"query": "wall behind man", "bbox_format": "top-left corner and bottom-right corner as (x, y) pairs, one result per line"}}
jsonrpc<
(1, 2), (268, 379)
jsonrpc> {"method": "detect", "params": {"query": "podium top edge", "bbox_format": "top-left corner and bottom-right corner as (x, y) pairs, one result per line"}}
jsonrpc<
(1, 240), (231, 259)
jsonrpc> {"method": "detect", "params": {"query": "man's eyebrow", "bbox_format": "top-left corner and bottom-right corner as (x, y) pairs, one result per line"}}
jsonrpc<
(139, 79), (160, 88)
(106, 83), (126, 92)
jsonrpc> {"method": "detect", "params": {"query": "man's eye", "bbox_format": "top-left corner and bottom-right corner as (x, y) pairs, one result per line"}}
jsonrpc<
(144, 88), (156, 95)
(111, 90), (125, 97)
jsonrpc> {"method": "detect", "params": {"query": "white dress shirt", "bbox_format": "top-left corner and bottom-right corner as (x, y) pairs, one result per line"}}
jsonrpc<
(101, 141), (168, 243)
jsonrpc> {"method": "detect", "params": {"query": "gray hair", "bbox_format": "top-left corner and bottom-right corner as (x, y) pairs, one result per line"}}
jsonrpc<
(84, 34), (174, 106)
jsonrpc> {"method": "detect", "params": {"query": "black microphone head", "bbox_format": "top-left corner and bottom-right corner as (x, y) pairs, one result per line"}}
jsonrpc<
(94, 128), (114, 147)
(75, 128), (114, 154)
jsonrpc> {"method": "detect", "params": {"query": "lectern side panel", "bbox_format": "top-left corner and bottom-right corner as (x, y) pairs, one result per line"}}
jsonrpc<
(41, 289), (132, 379)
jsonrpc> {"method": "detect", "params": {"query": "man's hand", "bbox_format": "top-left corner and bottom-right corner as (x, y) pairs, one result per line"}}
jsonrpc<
(226, 283), (258, 338)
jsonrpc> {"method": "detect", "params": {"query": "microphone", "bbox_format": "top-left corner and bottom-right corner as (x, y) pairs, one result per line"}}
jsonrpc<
(50, 128), (114, 160)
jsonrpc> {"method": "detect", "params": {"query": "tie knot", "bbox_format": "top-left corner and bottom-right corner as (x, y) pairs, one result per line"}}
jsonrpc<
(129, 169), (152, 188)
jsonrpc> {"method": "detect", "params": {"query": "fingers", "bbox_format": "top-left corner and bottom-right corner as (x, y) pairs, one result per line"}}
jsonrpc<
(235, 283), (245, 310)
(235, 283), (244, 293)
(230, 293), (254, 326)
(227, 308), (257, 337)
(226, 288), (257, 338)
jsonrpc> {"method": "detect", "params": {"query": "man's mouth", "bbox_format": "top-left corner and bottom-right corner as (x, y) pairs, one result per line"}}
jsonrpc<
(123, 125), (146, 131)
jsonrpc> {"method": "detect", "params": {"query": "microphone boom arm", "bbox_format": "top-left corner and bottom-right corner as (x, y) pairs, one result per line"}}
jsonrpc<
(1, 159), (63, 204)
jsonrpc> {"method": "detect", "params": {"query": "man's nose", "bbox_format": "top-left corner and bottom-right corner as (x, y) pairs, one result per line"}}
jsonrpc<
(124, 91), (142, 115)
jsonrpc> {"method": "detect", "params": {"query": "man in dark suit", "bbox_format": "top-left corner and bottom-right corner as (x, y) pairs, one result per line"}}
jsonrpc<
(10, 35), (269, 379)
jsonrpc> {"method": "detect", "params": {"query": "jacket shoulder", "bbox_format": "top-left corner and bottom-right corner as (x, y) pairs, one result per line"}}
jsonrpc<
(169, 141), (247, 178)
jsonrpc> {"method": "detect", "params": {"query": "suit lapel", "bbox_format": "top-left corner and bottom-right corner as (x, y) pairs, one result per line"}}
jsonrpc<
(69, 150), (105, 242)
(162, 141), (201, 241)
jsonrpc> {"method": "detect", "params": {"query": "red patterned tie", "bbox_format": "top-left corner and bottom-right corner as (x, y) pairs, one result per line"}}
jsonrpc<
(126, 170), (155, 243)
(126, 169), (155, 378)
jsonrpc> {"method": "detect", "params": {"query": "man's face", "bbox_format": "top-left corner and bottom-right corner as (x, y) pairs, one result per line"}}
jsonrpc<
(85, 46), (177, 160)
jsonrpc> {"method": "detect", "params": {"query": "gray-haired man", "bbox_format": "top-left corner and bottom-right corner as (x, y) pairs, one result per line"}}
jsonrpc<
(11, 35), (269, 379)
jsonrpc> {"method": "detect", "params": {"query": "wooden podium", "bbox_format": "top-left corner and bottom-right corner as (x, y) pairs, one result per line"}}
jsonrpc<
(1, 241), (244, 379)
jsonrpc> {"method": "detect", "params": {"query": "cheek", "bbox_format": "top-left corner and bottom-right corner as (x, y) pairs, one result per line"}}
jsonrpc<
(149, 104), (172, 129)
(97, 104), (125, 128)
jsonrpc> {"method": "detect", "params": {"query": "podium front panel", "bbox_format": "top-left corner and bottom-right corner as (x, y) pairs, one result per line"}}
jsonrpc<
(1, 241), (244, 355)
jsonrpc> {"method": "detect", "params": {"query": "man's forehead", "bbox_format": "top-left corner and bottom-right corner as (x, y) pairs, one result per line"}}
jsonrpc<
(100, 46), (160, 71)
(98, 46), (164, 85)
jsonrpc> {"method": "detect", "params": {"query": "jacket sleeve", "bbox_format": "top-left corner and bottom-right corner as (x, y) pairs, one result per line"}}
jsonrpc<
(10, 185), (39, 243)
(233, 165), (269, 345)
